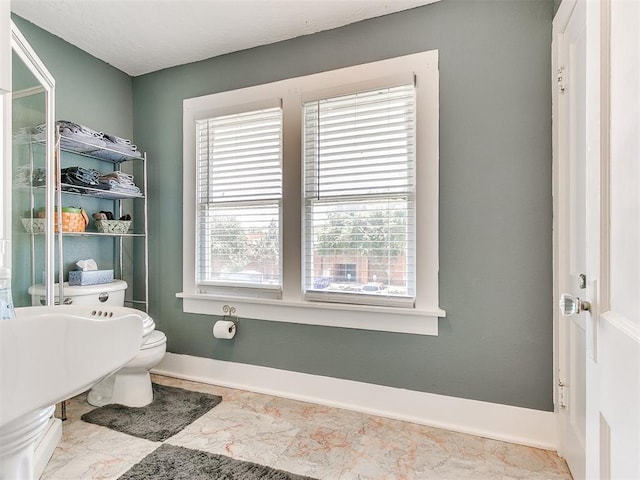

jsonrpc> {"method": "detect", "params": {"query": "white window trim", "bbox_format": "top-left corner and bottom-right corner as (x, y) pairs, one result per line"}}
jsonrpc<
(180, 50), (445, 335)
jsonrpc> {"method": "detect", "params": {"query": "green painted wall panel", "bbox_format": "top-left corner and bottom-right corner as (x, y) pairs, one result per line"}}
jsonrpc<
(133, 0), (554, 411)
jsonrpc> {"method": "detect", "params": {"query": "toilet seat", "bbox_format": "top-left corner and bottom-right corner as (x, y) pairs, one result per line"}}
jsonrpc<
(142, 330), (166, 350)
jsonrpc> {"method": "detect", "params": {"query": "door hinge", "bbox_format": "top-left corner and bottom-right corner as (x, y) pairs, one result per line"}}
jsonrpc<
(558, 381), (567, 408)
(557, 67), (566, 93)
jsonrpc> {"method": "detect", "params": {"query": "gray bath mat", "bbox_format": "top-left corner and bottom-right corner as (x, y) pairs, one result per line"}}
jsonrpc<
(81, 383), (222, 442)
(119, 444), (316, 480)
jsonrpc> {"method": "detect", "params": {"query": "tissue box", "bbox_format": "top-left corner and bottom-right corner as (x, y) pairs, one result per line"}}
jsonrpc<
(68, 269), (114, 286)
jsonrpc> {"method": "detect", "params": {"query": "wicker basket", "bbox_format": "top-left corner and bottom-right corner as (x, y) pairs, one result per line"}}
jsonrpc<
(95, 220), (132, 233)
(53, 208), (88, 233)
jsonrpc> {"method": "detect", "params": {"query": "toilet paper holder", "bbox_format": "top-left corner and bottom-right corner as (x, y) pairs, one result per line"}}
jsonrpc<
(222, 304), (238, 325)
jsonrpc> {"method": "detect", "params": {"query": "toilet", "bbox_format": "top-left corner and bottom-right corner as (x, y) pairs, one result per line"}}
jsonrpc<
(28, 280), (166, 407)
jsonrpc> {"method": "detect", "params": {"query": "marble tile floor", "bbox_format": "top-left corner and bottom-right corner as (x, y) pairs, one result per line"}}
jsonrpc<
(41, 374), (572, 480)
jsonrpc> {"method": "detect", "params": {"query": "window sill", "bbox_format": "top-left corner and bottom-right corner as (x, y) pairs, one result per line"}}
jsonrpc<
(177, 292), (444, 335)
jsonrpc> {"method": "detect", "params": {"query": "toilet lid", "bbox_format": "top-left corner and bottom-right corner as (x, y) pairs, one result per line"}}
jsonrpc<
(141, 330), (166, 350)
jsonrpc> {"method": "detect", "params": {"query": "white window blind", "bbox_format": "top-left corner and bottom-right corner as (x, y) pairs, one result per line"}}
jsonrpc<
(196, 107), (282, 293)
(303, 84), (416, 307)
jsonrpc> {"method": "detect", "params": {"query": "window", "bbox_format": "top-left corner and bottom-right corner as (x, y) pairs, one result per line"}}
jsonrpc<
(303, 84), (415, 308)
(182, 50), (444, 335)
(195, 107), (282, 298)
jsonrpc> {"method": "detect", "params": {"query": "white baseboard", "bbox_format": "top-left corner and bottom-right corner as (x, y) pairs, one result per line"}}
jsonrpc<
(153, 352), (557, 451)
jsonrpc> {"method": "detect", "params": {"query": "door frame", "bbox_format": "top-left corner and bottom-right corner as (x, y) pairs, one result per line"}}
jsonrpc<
(552, 0), (578, 462)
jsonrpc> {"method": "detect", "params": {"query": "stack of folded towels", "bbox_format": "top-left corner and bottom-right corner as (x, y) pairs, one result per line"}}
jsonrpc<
(56, 120), (107, 153)
(101, 133), (142, 162)
(59, 166), (141, 196)
(98, 171), (140, 196)
(60, 166), (103, 193)
(28, 120), (142, 162)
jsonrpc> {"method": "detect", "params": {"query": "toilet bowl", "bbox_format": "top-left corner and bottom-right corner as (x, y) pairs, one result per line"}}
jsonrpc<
(28, 281), (166, 408)
(87, 330), (166, 407)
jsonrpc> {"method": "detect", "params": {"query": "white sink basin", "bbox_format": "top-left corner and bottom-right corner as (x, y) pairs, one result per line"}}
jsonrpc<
(0, 305), (145, 479)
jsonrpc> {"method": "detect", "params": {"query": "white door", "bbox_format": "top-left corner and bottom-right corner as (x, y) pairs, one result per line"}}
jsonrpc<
(554, 1), (640, 479)
(593, 0), (640, 478)
(553, 1), (588, 478)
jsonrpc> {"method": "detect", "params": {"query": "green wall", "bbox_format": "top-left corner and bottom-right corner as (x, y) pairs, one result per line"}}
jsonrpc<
(134, 0), (555, 411)
(16, 0), (555, 412)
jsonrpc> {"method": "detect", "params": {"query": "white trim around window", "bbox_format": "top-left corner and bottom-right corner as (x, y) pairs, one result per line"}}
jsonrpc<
(180, 50), (445, 335)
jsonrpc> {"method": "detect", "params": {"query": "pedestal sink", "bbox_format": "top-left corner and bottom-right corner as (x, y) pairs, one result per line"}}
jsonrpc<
(0, 305), (146, 480)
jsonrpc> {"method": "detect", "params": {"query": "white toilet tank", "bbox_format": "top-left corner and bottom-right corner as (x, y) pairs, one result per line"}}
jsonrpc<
(28, 280), (128, 307)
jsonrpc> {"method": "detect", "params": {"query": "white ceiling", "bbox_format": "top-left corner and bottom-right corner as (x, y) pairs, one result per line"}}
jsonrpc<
(11, 0), (438, 76)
